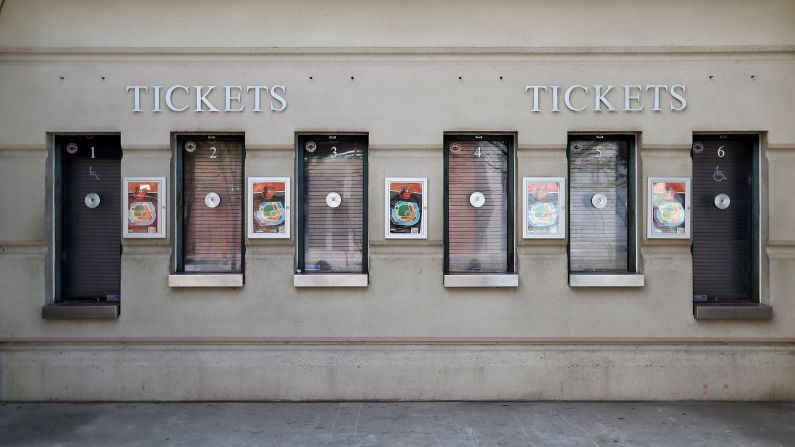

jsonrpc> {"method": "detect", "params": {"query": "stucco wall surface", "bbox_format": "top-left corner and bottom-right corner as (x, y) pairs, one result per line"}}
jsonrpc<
(1, 0), (794, 400)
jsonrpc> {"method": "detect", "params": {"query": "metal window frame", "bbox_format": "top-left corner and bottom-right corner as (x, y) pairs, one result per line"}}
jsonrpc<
(170, 133), (246, 286)
(294, 132), (370, 276)
(44, 133), (122, 319)
(443, 132), (516, 276)
(691, 132), (764, 308)
(566, 133), (642, 286)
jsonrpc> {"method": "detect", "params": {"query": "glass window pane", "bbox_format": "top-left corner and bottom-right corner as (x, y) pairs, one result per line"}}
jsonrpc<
(182, 139), (243, 273)
(568, 139), (630, 272)
(447, 139), (510, 273)
(302, 138), (365, 273)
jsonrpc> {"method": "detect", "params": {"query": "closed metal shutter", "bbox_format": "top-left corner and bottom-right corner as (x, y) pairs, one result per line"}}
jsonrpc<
(60, 136), (121, 300)
(692, 137), (754, 302)
(568, 138), (631, 272)
(182, 138), (243, 273)
(445, 137), (512, 273)
(299, 136), (366, 273)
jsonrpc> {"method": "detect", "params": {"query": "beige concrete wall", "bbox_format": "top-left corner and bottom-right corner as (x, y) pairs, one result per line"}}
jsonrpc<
(1, 0), (794, 400)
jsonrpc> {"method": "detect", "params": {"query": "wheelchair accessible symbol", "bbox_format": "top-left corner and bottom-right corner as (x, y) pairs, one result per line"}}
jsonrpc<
(713, 166), (727, 182)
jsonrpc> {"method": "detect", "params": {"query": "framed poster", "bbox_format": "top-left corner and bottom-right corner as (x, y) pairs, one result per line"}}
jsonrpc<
(123, 177), (166, 238)
(385, 177), (427, 239)
(522, 177), (565, 239)
(647, 177), (690, 239)
(247, 177), (290, 239)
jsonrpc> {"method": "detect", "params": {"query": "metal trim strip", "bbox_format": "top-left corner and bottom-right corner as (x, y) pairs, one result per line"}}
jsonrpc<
(293, 274), (369, 288)
(168, 274), (244, 288)
(443, 274), (519, 288)
(569, 274), (645, 287)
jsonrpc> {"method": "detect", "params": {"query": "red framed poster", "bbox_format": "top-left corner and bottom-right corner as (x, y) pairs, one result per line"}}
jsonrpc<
(123, 177), (166, 238)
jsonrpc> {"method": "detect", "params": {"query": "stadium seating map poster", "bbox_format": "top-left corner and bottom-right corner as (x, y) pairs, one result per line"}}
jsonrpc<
(523, 177), (565, 239)
(648, 177), (690, 239)
(124, 177), (166, 238)
(248, 177), (290, 239)
(385, 177), (427, 239)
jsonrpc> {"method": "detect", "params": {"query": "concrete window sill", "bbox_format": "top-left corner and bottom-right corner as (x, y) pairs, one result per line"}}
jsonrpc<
(443, 274), (519, 288)
(293, 274), (369, 287)
(168, 274), (244, 288)
(569, 274), (645, 288)
(694, 303), (773, 320)
(42, 303), (119, 320)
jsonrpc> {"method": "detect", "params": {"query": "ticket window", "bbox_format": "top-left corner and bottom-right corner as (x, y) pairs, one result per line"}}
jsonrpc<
(443, 134), (516, 287)
(294, 134), (368, 287)
(567, 135), (642, 287)
(170, 135), (244, 287)
(691, 135), (758, 304)
(55, 135), (122, 303)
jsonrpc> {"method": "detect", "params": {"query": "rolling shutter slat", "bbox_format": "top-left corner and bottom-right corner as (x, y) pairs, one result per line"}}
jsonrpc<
(302, 139), (365, 273)
(692, 139), (753, 301)
(447, 140), (509, 273)
(61, 137), (121, 300)
(183, 139), (243, 273)
(569, 140), (630, 272)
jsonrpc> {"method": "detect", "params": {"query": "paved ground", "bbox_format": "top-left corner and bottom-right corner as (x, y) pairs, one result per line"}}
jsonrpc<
(0, 401), (793, 447)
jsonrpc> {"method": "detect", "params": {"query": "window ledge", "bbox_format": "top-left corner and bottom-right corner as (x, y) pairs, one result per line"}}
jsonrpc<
(694, 303), (773, 320)
(294, 274), (368, 288)
(569, 273), (645, 288)
(168, 274), (244, 288)
(42, 303), (119, 320)
(444, 274), (519, 288)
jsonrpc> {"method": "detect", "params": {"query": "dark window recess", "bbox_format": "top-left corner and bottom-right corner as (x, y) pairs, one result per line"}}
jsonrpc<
(568, 137), (633, 273)
(692, 137), (755, 302)
(299, 136), (367, 273)
(182, 138), (243, 273)
(445, 137), (513, 274)
(59, 135), (122, 301)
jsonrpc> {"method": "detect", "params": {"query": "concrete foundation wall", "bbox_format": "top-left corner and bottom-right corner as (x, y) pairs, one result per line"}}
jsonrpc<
(1, 1), (794, 400)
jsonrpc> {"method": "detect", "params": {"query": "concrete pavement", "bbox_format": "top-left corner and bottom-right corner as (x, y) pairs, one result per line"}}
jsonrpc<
(1, 401), (794, 446)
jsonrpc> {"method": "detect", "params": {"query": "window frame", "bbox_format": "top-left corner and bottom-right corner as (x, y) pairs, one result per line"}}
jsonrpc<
(294, 133), (369, 277)
(566, 133), (642, 286)
(691, 133), (762, 305)
(443, 132), (516, 277)
(43, 133), (122, 319)
(170, 133), (246, 287)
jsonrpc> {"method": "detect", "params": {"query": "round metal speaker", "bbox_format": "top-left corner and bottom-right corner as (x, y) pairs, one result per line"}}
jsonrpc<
(714, 193), (731, 210)
(84, 193), (101, 208)
(469, 192), (486, 208)
(204, 192), (221, 208)
(326, 192), (342, 208)
(591, 192), (608, 209)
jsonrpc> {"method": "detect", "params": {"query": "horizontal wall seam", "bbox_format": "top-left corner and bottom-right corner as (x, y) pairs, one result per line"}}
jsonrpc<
(2, 339), (795, 347)
(2, 45), (794, 56)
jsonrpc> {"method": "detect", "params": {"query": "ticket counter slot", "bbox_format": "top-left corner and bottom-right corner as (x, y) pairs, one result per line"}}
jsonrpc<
(169, 135), (245, 288)
(567, 135), (643, 287)
(691, 135), (766, 318)
(44, 135), (122, 319)
(443, 134), (517, 288)
(294, 134), (368, 287)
